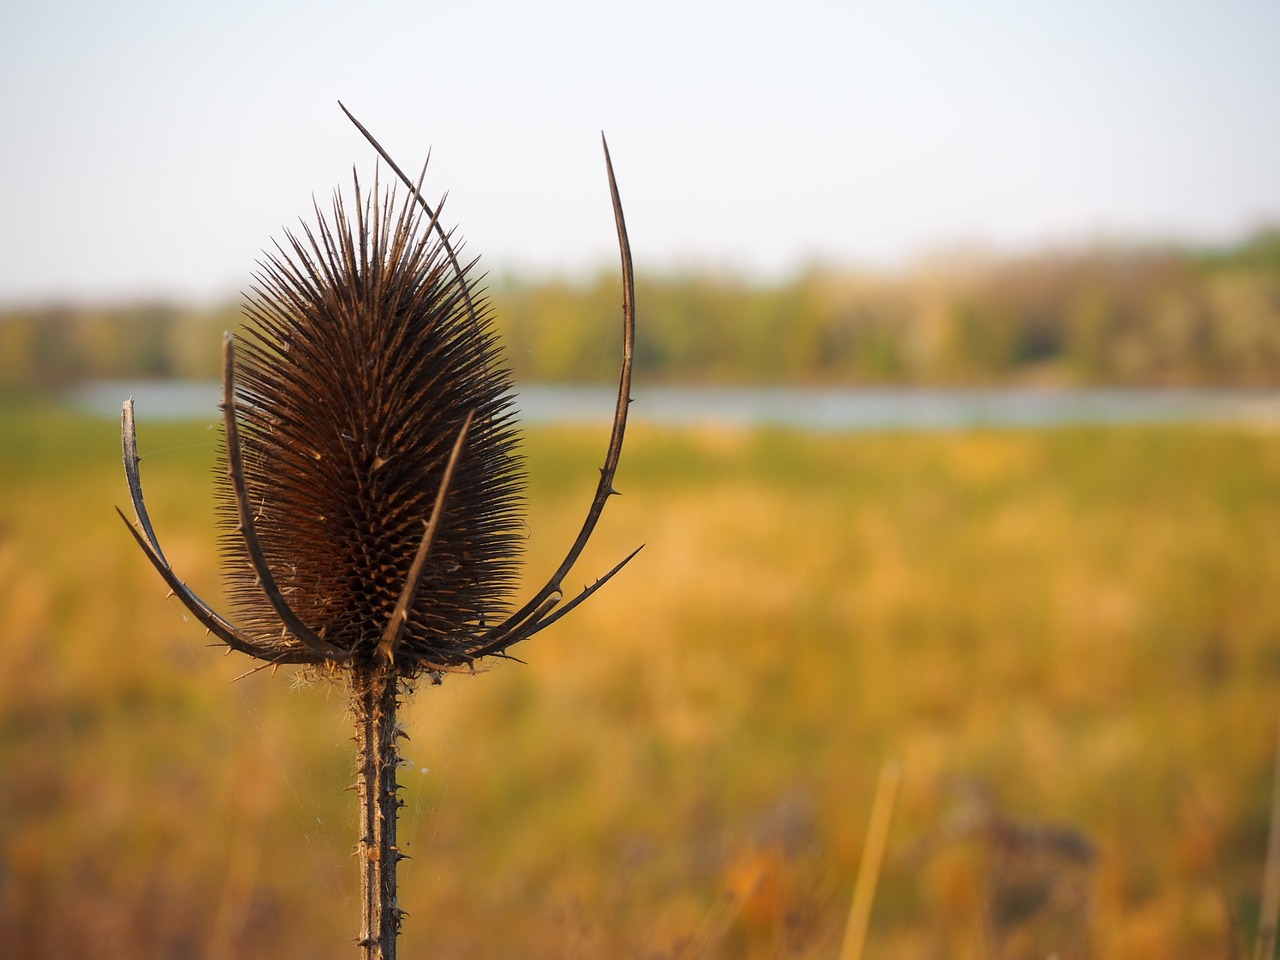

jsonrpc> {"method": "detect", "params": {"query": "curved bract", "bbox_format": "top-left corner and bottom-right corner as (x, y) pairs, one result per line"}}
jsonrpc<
(120, 122), (638, 676)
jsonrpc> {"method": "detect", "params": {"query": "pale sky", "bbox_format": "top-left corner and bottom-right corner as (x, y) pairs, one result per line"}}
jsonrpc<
(2, 0), (1278, 304)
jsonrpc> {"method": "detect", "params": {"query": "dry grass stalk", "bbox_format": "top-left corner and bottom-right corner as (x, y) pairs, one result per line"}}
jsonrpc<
(839, 760), (901, 960)
(1256, 716), (1280, 960)
(119, 107), (637, 958)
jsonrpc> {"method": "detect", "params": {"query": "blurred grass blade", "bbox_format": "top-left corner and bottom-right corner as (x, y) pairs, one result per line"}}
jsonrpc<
(840, 760), (901, 960)
(1256, 717), (1280, 960)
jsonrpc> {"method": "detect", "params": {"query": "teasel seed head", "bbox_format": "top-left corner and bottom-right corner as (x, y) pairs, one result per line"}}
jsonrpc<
(119, 116), (634, 960)
(218, 173), (525, 674)
(120, 117), (635, 682)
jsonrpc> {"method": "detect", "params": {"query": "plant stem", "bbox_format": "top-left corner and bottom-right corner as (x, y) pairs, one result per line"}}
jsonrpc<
(1256, 715), (1280, 960)
(353, 664), (404, 959)
(839, 760), (902, 960)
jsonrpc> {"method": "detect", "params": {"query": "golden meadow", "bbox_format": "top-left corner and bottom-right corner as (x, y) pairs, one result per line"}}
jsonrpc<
(2, 394), (1278, 958)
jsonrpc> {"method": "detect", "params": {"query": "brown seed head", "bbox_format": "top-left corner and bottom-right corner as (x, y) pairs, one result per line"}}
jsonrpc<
(218, 174), (525, 672)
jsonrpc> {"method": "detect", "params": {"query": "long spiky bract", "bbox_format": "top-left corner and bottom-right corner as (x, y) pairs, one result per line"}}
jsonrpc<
(120, 109), (637, 960)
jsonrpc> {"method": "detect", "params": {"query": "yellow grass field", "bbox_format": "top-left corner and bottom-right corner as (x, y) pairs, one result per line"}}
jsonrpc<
(1, 402), (1278, 958)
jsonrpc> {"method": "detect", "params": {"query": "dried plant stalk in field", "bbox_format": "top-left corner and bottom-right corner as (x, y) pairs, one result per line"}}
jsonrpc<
(119, 107), (637, 959)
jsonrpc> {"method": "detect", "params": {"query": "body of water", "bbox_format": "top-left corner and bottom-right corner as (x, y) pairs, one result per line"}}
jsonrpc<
(67, 381), (1280, 432)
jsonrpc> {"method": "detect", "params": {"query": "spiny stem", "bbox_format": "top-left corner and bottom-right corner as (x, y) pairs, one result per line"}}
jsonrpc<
(354, 665), (405, 959)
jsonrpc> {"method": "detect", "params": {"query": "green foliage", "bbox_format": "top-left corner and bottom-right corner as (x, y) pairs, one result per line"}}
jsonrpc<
(5, 231), (1280, 392)
(0, 302), (247, 393)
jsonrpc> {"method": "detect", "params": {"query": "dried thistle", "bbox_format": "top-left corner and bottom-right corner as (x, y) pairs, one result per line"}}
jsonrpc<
(119, 107), (636, 959)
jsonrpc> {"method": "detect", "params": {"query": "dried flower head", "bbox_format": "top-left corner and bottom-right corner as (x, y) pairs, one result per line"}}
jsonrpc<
(221, 172), (525, 673)
(120, 109), (636, 959)
(120, 109), (637, 676)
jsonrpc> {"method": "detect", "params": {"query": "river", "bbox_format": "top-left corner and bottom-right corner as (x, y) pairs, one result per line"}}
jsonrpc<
(65, 381), (1280, 432)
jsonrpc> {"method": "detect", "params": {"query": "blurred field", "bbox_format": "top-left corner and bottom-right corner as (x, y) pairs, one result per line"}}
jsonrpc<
(1, 401), (1278, 959)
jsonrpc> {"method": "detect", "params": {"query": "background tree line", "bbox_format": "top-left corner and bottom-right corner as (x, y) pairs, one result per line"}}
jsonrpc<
(3, 230), (1279, 392)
